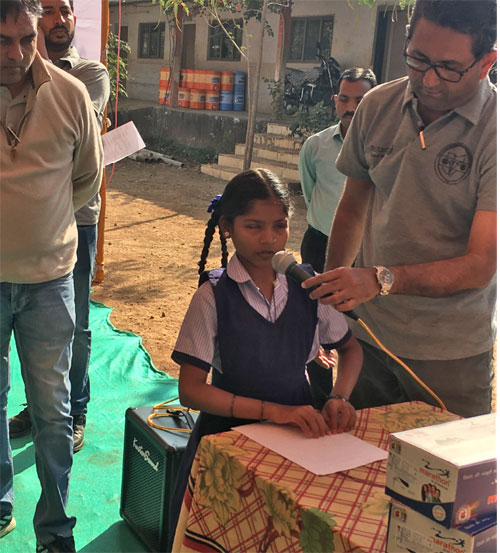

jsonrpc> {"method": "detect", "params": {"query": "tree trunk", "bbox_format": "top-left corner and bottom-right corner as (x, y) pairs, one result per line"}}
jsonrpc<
(243, 0), (268, 171)
(170, 10), (184, 108)
(275, 2), (291, 84)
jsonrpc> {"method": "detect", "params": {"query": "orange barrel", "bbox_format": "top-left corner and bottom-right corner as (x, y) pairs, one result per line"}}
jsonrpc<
(197, 70), (208, 90)
(179, 69), (188, 88)
(220, 71), (234, 91)
(159, 67), (171, 104)
(178, 88), (190, 108)
(160, 66), (170, 85)
(201, 70), (221, 92)
(205, 91), (220, 110)
(158, 88), (170, 105)
(183, 69), (195, 89)
(189, 89), (206, 109)
(192, 69), (203, 90)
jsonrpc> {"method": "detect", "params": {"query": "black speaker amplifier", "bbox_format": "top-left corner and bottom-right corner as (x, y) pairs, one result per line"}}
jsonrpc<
(120, 405), (197, 552)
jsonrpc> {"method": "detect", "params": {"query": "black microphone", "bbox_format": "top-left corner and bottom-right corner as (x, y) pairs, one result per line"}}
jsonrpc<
(272, 251), (358, 321)
(272, 251), (318, 287)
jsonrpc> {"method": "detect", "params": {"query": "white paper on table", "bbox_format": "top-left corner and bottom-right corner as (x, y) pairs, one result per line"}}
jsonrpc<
(233, 422), (388, 476)
(102, 121), (146, 167)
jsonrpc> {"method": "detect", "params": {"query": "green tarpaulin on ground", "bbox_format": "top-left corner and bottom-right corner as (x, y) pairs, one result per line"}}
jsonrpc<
(4, 299), (179, 553)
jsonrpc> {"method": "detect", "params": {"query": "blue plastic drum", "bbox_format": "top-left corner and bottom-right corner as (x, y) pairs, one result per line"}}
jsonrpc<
(234, 71), (246, 95)
(234, 71), (246, 86)
(233, 93), (245, 111)
(220, 90), (234, 111)
(234, 84), (245, 95)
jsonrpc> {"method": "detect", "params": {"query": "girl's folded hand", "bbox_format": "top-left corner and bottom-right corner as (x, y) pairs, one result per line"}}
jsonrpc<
(321, 397), (356, 433)
(268, 404), (330, 439)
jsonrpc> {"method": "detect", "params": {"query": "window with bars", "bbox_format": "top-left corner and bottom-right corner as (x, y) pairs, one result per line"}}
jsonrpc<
(289, 16), (334, 62)
(138, 22), (165, 59)
(207, 20), (243, 61)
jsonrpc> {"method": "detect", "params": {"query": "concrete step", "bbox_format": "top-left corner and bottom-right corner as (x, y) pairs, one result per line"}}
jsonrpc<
(234, 144), (300, 166)
(200, 163), (239, 181)
(216, 153), (300, 182)
(254, 133), (303, 151)
(217, 153), (246, 170)
(201, 163), (301, 193)
(266, 122), (292, 136)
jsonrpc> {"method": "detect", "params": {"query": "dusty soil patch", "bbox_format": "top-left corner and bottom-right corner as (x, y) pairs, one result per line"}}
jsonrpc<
(91, 158), (308, 379)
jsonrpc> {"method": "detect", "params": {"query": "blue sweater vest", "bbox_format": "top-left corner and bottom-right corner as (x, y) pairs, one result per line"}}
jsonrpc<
(209, 267), (317, 405)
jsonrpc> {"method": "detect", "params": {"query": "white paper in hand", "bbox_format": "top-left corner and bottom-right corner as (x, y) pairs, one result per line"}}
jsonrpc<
(102, 121), (146, 167)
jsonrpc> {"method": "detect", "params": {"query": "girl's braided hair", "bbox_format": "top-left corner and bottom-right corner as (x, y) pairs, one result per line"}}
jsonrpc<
(198, 168), (293, 274)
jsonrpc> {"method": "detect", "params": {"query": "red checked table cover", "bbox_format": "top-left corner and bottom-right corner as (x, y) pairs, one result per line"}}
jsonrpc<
(172, 402), (460, 553)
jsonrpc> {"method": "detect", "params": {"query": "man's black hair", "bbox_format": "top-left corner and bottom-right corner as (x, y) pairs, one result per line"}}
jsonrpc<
(407, 0), (497, 58)
(0, 0), (42, 22)
(338, 67), (377, 91)
(40, 0), (75, 11)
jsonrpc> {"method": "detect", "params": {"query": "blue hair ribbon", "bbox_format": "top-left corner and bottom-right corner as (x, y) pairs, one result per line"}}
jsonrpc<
(207, 194), (222, 215)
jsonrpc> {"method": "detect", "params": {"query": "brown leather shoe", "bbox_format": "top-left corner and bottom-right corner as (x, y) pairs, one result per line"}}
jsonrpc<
(9, 406), (32, 438)
(73, 414), (86, 452)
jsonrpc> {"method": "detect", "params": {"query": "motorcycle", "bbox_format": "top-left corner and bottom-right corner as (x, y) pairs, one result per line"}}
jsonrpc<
(283, 48), (341, 115)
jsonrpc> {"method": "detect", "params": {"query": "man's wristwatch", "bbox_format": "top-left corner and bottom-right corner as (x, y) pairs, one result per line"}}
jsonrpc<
(373, 266), (394, 296)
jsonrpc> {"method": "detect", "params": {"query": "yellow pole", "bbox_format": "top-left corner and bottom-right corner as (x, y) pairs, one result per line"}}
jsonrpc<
(93, 0), (110, 284)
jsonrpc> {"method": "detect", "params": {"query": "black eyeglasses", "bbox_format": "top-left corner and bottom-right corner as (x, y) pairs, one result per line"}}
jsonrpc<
(403, 51), (479, 83)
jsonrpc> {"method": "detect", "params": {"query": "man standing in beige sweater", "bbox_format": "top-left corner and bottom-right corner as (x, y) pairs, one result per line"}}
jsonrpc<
(0, 1), (102, 551)
(8, 0), (110, 454)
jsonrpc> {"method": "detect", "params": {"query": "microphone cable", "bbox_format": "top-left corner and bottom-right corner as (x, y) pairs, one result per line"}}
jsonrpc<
(345, 310), (447, 411)
(271, 251), (447, 411)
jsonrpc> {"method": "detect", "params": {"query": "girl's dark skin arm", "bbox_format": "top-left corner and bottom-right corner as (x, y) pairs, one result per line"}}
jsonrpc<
(320, 335), (362, 432)
(179, 363), (333, 438)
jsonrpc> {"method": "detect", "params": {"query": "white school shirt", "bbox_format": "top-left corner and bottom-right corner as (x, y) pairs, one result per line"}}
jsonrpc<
(173, 254), (351, 373)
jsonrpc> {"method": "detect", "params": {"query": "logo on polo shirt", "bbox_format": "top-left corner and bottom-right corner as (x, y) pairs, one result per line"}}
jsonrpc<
(367, 145), (393, 159)
(435, 143), (472, 184)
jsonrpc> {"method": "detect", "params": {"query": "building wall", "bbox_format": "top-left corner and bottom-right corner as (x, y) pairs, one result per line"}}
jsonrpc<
(116, 105), (268, 151)
(110, 1), (394, 113)
(287, 0), (376, 70)
(111, 2), (170, 101)
(378, 7), (408, 82)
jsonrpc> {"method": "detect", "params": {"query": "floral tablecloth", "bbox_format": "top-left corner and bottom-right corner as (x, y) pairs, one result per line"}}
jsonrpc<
(172, 402), (460, 553)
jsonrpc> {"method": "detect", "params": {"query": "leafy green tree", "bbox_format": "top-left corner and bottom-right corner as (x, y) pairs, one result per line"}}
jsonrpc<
(106, 31), (131, 103)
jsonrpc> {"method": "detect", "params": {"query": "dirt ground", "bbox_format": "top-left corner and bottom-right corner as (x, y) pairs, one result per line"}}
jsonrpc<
(91, 158), (308, 379)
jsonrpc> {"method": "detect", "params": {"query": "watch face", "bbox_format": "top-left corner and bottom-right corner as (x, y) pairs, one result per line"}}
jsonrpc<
(376, 266), (394, 295)
(380, 268), (394, 286)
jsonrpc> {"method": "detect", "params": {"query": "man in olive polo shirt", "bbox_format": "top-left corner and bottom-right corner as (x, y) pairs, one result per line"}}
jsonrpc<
(303, 0), (496, 418)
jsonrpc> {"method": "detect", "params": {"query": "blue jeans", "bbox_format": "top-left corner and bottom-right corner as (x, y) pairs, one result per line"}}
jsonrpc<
(71, 225), (97, 415)
(0, 274), (77, 541)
